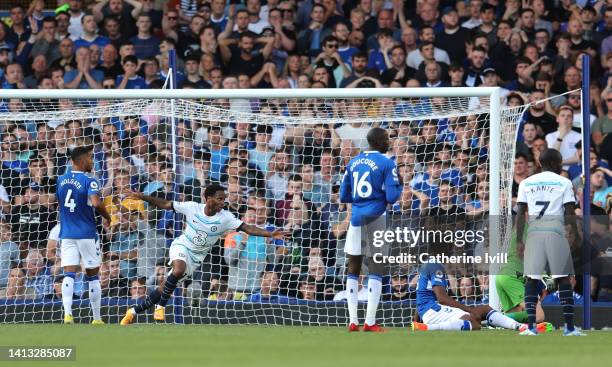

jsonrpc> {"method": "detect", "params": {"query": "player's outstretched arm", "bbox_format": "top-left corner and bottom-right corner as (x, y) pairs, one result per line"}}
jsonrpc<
(432, 286), (473, 313)
(240, 224), (286, 240)
(90, 194), (112, 223)
(129, 191), (173, 210)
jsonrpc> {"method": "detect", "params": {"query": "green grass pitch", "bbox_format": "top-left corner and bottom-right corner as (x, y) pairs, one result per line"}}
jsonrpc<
(0, 325), (611, 367)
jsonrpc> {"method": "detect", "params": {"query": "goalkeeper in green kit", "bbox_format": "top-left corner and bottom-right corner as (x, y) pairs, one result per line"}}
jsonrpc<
(495, 229), (553, 333)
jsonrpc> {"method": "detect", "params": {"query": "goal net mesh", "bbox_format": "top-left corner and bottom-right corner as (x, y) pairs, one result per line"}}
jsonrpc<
(0, 93), (524, 325)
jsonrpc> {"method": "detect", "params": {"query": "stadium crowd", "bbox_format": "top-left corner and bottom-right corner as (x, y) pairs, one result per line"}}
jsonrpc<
(0, 0), (611, 309)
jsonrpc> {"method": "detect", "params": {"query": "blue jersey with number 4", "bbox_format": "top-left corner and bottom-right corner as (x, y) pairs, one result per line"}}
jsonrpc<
(56, 171), (100, 240)
(340, 151), (402, 226)
(416, 262), (449, 317)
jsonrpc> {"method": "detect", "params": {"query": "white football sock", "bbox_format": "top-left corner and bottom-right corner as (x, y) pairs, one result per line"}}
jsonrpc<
(61, 275), (74, 317)
(427, 319), (469, 331)
(88, 278), (102, 321)
(364, 275), (382, 326)
(487, 310), (520, 330)
(346, 276), (359, 325)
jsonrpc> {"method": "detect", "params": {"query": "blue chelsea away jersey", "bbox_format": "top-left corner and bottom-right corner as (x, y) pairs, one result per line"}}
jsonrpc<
(56, 171), (100, 239)
(340, 151), (402, 226)
(416, 262), (448, 317)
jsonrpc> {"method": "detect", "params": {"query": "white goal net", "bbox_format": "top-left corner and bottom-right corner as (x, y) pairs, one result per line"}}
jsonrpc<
(0, 88), (524, 325)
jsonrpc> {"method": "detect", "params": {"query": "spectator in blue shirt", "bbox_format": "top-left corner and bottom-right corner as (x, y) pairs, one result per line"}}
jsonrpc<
(23, 249), (54, 299)
(116, 55), (148, 89)
(0, 221), (19, 289)
(129, 14), (160, 60)
(64, 47), (103, 89)
(367, 29), (394, 74)
(109, 208), (139, 279)
(74, 14), (111, 51)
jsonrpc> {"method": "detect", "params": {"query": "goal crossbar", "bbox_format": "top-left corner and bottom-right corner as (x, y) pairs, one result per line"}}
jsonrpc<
(0, 87), (500, 100)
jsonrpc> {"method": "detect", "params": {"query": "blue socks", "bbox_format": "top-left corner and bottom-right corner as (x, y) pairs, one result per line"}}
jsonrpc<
(558, 281), (575, 331)
(525, 279), (539, 330)
(158, 273), (180, 307)
(134, 289), (161, 314)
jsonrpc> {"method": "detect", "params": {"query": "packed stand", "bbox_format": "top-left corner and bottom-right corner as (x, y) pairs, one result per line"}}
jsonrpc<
(0, 0), (611, 308)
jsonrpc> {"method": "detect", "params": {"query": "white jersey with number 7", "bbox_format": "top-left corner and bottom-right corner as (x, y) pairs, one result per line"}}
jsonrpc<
(516, 171), (576, 218)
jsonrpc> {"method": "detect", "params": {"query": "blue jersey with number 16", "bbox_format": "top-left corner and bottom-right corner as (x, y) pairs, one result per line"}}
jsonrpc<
(56, 171), (100, 240)
(340, 150), (402, 226)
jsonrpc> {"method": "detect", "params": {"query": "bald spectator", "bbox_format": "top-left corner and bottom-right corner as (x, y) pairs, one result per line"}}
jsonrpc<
(96, 44), (122, 78)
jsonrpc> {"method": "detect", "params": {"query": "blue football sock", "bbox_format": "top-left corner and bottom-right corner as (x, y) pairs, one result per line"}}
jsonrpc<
(134, 289), (161, 314)
(525, 279), (539, 330)
(158, 273), (180, 307)
(558, 280), (575, 331)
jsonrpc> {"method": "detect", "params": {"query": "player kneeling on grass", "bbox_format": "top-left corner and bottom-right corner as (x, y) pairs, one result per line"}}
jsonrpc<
(120, 184), (285, 325)
(412, 261), (545, 332)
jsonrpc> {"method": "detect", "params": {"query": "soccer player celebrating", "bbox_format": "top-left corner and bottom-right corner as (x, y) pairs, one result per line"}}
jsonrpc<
(120, 184), (285, 325)
(339, 127), (402, 332)
(516, 149), (585, 336)
(412, 261), (531, 332)
(56, 146), (112, 324)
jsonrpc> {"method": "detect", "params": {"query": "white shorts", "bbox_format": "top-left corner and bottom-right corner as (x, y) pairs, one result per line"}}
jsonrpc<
(168, 244), (200, 278)
(422, 305), (470, 325)
(344, 224), (362, 256)
(60, 239), (101, 269)
(344, 215), (388, 256)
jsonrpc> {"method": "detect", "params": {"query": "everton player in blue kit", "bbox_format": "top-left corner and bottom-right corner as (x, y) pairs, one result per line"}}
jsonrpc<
(412, 261), (542, 332)
(56, 146), (111, 324)
(340, 127), (402, 332)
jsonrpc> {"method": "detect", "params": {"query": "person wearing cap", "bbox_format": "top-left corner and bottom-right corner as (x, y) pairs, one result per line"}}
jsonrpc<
(436, 6), (470, 62)
(481, 67), (510, 98)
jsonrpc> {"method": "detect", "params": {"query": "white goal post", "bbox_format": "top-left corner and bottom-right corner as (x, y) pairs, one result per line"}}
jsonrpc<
(0, 87), (516, 325)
